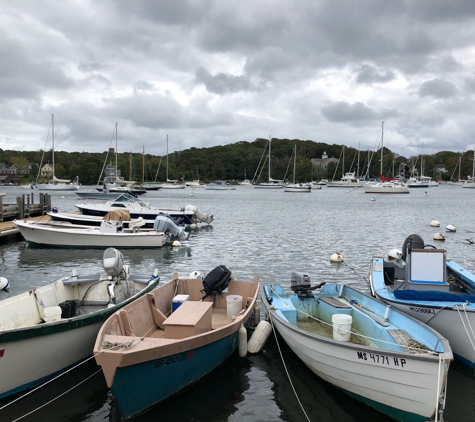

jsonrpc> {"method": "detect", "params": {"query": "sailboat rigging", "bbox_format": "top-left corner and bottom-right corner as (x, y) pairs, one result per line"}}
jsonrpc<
(160, 135), (186, 189)
(283, 145), (311, 192)
(254, 136), (283, 188)
(35, 114), (78, 191)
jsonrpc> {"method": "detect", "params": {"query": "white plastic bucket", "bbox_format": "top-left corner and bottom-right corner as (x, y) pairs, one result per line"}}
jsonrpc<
(332, 314), (353, 341)
(227, 295), (243, 318)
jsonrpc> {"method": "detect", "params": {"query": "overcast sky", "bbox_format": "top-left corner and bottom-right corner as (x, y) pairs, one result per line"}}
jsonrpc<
(2, 0), (475, 159)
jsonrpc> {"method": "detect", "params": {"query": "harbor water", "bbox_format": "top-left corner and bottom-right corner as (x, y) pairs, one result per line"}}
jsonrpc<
(0, 184), (474, 422)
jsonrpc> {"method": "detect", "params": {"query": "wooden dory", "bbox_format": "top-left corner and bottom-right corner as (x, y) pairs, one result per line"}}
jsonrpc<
(94, 268), (259, 420)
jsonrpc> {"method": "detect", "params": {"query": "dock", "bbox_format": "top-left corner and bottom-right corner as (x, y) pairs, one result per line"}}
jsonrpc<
(0, 193), (51, 238)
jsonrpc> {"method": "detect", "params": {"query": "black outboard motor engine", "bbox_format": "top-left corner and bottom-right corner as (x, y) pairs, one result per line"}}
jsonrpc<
(201, 265), (232, 300)
(291, 272), (326, 298)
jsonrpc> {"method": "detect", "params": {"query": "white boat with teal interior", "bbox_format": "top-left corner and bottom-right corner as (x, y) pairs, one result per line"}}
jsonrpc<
(260, 275), (452, 422)
(0, 248), (160, 399)
(370, 233), (475, 369)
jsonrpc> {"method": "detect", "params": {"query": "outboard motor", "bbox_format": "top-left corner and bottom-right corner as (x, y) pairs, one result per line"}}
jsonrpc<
(401, 234), (424, 262)
(290, 272), (325, 298)
(154, 213), (191, 240)
(103, 248), (125, 278)
(201, 265), (232, 300)
(184, 204), (214, 224)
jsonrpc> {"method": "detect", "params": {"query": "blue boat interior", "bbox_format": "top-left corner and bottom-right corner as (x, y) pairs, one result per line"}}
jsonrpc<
(262, 283), (447, 354)
(372, 233), (475, 301)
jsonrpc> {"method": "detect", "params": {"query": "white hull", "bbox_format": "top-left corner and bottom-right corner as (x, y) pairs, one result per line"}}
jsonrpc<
(376, 297), (475, 367)
(364, 183), (410, 194)
(254, 183), (282, 189)
(15, 220), (168, 248)
(35, 183), (78, 191)
(0, 320), (103, 396)
(272, 316), (446, 419)
(462, 181), (475, 188)
(160, 184), (186, 189)
(283, 185), (311, 193)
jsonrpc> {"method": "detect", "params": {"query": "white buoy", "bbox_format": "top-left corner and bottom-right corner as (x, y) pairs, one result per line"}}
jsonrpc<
(388, 249), (402, 260)
(430, 220), (440, 227)
(445, 224), (456, 233)
(0, 277), (9, 292)
(253, 303), (260, 326)
(171, 240), (181, 247)
(188, 271), (203, 279)
(433, 233), (445, 241)
(371, 197), (375, 201)
(424, 191), (428, 196)
(189, 223), (197, 230)
(239, 325), (248, 357)
(247, 320), (272, 354)
(190, 193), (193, 196)
(330, 252), (344, 262)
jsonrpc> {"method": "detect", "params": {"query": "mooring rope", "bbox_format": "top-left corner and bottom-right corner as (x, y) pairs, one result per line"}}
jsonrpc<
(454, 303), (475, 351)
(10, 369), (102, 422)
(268, 313), (311, 422)
(0, 353), (100, 411)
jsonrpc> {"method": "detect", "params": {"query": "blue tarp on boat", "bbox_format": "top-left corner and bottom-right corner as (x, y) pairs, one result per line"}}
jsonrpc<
(393, 289), (475, 302)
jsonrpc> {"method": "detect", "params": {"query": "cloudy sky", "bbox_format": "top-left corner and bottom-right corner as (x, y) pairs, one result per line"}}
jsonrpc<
(2, 0), (475, 158)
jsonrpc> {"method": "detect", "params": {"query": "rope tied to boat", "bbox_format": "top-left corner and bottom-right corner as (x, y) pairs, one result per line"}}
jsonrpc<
(454, 302), (475, 351)
(102, 340), (135, 350)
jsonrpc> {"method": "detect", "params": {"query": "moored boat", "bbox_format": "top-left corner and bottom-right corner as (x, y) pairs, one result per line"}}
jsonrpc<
(0, 248), (160, 399)
(74, 193), (213, 226)
(261, 274), (452, 422)
(370, 233), (475, 369)
(94, 266), (259, 420)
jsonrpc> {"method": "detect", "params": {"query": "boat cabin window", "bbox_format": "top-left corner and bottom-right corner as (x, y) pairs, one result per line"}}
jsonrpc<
(409, 249), (447, 285)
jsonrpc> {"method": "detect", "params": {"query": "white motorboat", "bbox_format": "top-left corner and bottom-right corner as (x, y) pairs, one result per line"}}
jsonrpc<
(0, 248), (160, 399)
(15, 219), (167, 248)
(74, 193), (213, 226)
(326, 172), (363, 187)
(14, 212), (190, 248)
(261, 275), (452, 422)
(370, 233), (475, 369)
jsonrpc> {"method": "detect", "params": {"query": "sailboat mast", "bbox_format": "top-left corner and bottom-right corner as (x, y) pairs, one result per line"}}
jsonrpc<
(142, 145), (145, 184)
(115, 123), (118, 181)
(293, 145), (296, 184)
(472, 144), (475, 179)
(357, 142), (360, 179)
(166, 135), (169, 182)
(342, 145), (345, 177)
(380, 121), (384, 176)
(268, 136), (271, 183)
(51, 114), (55, 181)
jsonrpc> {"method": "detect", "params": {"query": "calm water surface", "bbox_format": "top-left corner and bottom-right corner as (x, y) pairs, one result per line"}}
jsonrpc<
(0, 185), (474, 422)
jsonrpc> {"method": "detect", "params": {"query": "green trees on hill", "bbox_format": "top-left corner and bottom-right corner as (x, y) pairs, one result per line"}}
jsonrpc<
(0, 139), (472, 185)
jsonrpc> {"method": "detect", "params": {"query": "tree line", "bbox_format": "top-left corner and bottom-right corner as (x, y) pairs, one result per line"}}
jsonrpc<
(0, 138), (473, 185)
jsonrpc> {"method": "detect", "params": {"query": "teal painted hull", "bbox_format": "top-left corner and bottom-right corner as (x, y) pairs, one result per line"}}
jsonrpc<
(112, 332), (238, 419)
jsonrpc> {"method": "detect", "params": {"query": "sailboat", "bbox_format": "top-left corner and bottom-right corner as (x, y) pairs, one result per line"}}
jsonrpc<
(448, 154), (464, 185)
(462, 144), (475, 189)
(161, 135), (186, 189)
(254, 136), (283, 188)
(364, 122), (409, 194)
(35, 115), (79, 191)
(283, 145), (311, 192)
(89, 124), (146, 197)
